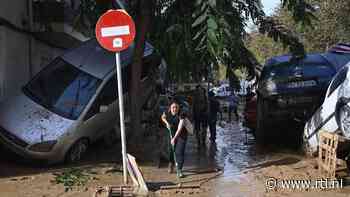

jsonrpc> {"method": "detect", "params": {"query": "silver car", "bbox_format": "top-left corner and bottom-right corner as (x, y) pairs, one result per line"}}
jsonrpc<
(303, 63), (350, 157)
(0, 39), (165, 164)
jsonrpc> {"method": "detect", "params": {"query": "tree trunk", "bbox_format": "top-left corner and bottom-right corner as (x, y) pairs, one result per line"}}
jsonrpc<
(129, 0), (154, 142)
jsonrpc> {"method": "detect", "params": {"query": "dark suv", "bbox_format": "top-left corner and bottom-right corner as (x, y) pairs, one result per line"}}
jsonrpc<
(256, 53), (337, 141)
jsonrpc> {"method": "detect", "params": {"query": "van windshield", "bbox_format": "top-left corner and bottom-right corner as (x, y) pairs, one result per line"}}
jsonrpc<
(23, 58), (102, 120)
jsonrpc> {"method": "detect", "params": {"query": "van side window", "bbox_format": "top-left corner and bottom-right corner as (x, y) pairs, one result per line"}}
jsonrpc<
(141, 55), (160, 80)
(141, 60), (151, 80)
(84, 77), (117, 120)
(328, 67), (348, 97)
(122, 66), (130, 91)
(99, 77), (118, 105)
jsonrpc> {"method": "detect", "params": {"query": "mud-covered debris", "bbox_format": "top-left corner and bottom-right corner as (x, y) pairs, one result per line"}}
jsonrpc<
(52, 168), (89, 191)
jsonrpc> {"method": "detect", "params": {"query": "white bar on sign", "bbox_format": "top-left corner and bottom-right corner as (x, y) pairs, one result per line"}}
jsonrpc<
(101, 25), (130, 37)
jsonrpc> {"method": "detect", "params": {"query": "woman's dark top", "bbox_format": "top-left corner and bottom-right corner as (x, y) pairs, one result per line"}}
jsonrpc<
(165, 111), (188, 140)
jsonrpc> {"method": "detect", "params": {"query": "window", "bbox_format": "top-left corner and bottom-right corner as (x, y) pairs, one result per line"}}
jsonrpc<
(141, 54), (161, 79)
(99, 77), (118, 106)
(328, 67), (348, 97)
(23, 58), (101, 120)
(84, 76), (117, 120)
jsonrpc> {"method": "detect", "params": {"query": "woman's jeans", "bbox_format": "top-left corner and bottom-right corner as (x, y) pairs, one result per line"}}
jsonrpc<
(169, 137), (187, 170)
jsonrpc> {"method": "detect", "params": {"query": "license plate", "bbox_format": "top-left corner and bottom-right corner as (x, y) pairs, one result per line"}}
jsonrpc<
(288, 96), (313, 104)
(287, 80), (316, 88)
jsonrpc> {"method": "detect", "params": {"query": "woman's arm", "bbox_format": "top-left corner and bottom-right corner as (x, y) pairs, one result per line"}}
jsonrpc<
(161, 112), (171, 129)
(171, 119), (184, 145)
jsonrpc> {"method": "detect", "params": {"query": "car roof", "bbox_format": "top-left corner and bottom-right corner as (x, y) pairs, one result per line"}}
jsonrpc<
(264, 53), (331, 67)
(61, 39), (154, 79)
(321, 52), (350, 71)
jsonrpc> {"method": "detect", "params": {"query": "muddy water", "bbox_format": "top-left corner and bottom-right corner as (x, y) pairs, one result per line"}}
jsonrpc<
(209, 121), (303, 180)
(0, 118), (306, 197)
(214, 122), (264, 180)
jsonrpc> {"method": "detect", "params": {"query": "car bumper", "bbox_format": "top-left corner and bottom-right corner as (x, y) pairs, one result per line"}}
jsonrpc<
(0, 132), (63, 164)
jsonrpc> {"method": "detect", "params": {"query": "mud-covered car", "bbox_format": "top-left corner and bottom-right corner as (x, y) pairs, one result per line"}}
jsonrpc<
(0, 39), (165, 164)
(303, 63), (350, 158)
(256, 53), (337, 141)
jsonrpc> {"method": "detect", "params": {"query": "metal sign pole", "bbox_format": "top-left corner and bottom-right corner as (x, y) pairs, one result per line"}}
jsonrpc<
(115, 52), (128, 184)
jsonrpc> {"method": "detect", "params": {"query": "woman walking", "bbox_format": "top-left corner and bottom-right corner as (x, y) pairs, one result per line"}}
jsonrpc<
(161, 100), (188, 178)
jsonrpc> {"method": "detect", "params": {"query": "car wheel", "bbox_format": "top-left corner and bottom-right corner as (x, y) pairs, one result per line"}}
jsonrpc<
(302, 134), (315, 157)
(255, 96), (268, 143)
(104, 127), (119, 147)
(338, 104), (350, 138)
(66, 138), (89, 163)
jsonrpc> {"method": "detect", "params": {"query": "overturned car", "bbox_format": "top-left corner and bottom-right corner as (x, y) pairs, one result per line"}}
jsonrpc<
(0, 39), (166, 164)
(303, 63), (350, 158)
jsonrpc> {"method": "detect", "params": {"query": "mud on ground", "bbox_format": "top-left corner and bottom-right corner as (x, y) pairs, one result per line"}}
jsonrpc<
(1, 121), (350, 197)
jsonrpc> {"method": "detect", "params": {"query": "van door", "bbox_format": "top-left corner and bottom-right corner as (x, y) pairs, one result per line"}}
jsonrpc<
(80, 76), (118, 141)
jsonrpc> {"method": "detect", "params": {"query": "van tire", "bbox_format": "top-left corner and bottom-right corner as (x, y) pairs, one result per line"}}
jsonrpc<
(337, 103), (350, 138)
(255, 96), (268, 144)
(302, 134), (316, 157)
(65, 138), (89, 163)
(104, 127), (120, 147)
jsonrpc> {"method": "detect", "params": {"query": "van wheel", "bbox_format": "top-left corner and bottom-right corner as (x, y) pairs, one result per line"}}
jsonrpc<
(256, 97), (268, 144)
(338, 104), (350, 138)
(66, 139), (89, 163)
(302, 134), (316, 157)
(104, 127), (119, 147)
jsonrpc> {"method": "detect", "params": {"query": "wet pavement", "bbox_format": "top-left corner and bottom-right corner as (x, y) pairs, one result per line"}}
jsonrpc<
(182, 120), (303, 177)
(0, 118), (307, 196)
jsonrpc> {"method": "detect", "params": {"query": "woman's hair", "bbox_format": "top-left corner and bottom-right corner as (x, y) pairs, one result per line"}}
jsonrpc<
(168, 99), (180, 113)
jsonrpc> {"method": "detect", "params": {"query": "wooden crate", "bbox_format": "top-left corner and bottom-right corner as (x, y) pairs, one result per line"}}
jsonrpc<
(318, 130), (347, 178)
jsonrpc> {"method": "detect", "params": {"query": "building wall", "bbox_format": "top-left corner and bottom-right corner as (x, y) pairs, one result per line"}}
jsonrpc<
(0, 0), (64, 101)
(2, 27), (30, 98)
(0, 0), (27, 29)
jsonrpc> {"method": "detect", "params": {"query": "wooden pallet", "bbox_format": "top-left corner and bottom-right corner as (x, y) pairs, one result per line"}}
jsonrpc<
(93, 185), (134, 197)
(109, 185), (134, 197)
(318, 130), (347, 178)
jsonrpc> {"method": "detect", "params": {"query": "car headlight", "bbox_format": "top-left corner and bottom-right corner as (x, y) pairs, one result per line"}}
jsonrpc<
(277, 97), (288, 107)
(265, 80), (277, 92)
(29, 140), (57, 152)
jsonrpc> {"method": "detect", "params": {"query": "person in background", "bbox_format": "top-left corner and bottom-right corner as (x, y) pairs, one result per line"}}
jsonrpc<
(161, 100), (188, 178)
(208, 91), (221, 142)
(192, 85), (208, 148)
(228, 94), (238, 122)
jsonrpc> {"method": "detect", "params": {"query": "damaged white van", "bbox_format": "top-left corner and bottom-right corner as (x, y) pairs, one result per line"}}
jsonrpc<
(0, 39), (165, 164)
(303, 63), (350, 161)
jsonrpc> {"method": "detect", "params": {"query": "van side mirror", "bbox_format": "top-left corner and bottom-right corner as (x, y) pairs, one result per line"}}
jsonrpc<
(99, 105), (108, 113)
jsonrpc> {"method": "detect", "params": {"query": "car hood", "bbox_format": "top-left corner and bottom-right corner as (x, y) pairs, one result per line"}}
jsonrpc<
(0, 93), (75, 144)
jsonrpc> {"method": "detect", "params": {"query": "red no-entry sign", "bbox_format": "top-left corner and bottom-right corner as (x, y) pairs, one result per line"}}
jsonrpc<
(95, 9), (136, 185)
(95, 9), (136, 52)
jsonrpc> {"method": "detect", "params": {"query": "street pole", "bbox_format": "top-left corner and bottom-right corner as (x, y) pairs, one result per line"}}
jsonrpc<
(115, 52), (128, 184)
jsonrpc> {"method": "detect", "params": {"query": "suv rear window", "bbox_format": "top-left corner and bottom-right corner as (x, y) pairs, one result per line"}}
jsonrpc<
(261, 61), (334, 80)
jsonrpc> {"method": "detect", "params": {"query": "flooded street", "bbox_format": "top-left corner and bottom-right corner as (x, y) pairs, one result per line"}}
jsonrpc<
(0, 119), (349, 197)
(213, 121), (303, 179)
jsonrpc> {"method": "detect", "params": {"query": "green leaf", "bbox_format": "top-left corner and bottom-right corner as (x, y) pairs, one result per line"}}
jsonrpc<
(209, 0), (216, 8)
(207, 17), (218, 30)
(166, 24), (182, 33)
(195, 35), (207, 51)
(207, 29), (218, 45)
(224, 28), (232, 38)
(192, 13), (208, 27)
(201, 2), (208, 12)
(193, 26), (207, 40)
(207, 41), (217, 58)
(196, 0), (203, 6)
